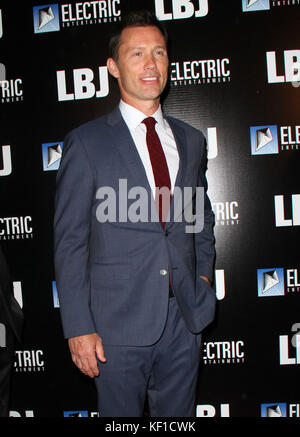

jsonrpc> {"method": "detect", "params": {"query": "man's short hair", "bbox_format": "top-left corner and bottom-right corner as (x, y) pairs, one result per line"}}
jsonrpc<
(109, 10), (168, 62)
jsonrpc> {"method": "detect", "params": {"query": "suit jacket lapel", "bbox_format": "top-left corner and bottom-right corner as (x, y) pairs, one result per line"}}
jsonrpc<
(165, 116), (188, 229)
(106, 107), (152, 191)
(106, 107), (160, 225)
(165, 116), (187, 191)
(106, 108), (188, 229)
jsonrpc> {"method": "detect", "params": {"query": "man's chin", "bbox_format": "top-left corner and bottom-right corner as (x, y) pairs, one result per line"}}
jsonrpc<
(139, 89), (164, 101)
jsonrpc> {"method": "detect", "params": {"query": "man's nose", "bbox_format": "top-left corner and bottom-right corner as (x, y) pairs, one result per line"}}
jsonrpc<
(144, 53), (156, 70)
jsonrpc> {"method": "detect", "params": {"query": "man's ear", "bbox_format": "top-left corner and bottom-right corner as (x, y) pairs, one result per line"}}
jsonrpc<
(107, 57), (120, 79)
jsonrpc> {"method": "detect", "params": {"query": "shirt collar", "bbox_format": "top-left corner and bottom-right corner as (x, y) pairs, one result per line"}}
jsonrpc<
(119, 100), (165, 131)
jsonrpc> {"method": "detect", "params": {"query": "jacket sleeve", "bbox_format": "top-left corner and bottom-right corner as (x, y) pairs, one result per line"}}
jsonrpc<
(54, 130), (96, 339)
(194, 134), (216, 283)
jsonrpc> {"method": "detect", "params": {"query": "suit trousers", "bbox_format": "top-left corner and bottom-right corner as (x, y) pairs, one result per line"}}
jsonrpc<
(94, 296), (202, 417)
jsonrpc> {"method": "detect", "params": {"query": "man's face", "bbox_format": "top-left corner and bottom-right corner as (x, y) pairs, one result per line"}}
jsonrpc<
(107, 25), (169, 111)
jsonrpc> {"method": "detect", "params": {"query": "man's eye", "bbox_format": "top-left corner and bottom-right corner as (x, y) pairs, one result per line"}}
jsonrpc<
(134, 51), (142, 56)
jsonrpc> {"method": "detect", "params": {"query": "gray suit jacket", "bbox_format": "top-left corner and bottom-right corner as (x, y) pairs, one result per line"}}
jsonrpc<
(54, 107), (216, 346)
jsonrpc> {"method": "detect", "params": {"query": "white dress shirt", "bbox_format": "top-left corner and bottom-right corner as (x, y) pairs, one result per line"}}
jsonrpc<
(119, 100), (179, 198)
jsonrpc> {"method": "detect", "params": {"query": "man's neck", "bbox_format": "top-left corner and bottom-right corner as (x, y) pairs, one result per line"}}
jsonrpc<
(120, 97), (160, 117)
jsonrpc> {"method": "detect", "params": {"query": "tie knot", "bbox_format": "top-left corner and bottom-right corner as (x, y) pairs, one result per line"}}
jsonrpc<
(142, 117), (156, 130)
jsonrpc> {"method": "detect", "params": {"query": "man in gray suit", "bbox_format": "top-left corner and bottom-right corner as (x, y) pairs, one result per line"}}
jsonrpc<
(54, 10), (216, 417)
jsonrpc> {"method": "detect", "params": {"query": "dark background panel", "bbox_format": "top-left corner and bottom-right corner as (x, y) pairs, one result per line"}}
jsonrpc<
(0, 0), (299, 418)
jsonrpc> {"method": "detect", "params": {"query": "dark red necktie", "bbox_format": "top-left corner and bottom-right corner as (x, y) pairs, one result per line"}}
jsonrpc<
(142, 117), (171, 228)
(142, 117), (174, 296)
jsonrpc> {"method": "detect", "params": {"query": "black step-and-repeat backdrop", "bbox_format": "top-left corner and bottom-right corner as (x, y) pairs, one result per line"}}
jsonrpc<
(1, 0), (299, 418)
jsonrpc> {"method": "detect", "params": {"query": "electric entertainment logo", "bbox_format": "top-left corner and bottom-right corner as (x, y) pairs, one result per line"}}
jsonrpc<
(212, 201), (239, 226)
(280, 125), (300, 151)
(257, 268), (284, 297)
(14, 350), (45, 372)
(261, 403), (286, 417)
(52, 281), (59, 307)
(242, 0), (270, 11)
(42, 142), (63, 171)
(250, 124), (300, 154)
(0, 216), (33, 241)
(64, 411), (89, 417)
(242, 0), (299, 12)
(286, 268), (300, 292)
(202, 340), (245, 364)
(13, 281), (23, 308)
(33, 4), (60, 33)
(155, 0), (208, 20)
(170, 58), (230, 86)
(250, 125), (278, 155)
(0, 69), (23, 103)
(257, 267), (300, 296)
(33, 1), (121, 33)
(60, 1), (121, 27)
(64, 410), (99, 417)
(271, 0), (300, 8)
(262, 402), (300, 417)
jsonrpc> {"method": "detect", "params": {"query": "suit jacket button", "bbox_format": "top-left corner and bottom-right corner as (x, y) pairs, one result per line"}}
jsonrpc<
(160, 269), (168, 276)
